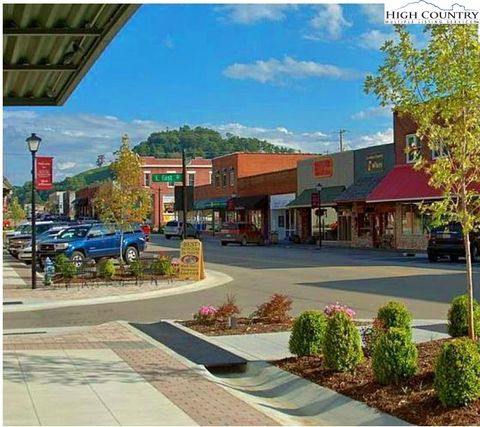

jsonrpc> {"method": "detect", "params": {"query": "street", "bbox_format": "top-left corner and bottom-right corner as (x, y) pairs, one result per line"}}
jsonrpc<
(4, 235), (479, 330)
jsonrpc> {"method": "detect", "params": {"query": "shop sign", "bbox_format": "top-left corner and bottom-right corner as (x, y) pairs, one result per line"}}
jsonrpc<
(179, 239), (205, 281)
(367, 153), (384, 173)
(270, 193), (295, 210)
(35, 157), (53, 190)
(314, 158), (333, 178)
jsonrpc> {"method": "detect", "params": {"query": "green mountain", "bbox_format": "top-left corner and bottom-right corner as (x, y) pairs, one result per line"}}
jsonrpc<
(133, 125), (297, 158)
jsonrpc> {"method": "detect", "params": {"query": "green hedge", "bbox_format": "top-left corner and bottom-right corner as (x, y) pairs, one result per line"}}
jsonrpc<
(447, 294), (480, 338)
(289, 310), (327, 357)
(377, 301), (412, 331)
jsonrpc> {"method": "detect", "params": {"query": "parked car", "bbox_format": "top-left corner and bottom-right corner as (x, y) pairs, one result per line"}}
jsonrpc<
(17, 225), (71, 263)
(37, 223), (147, 267)
(427, 223), (480, 262)
(6, 222), (56, 256)
(164, 221), (200, 239)
(220, 222), (264, 246)
(4, 222), (34, 240)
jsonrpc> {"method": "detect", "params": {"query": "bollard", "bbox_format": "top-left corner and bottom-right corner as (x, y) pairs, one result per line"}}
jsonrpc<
(43, 257), (55, 286)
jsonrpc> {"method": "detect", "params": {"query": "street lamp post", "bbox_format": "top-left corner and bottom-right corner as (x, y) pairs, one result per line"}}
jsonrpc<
(316, 183), (323, 249)
(26, 133), (41, 289)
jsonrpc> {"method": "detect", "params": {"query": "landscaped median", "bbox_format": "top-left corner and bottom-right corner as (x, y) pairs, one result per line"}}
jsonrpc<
(3, 268), (232, 312)
(177, 294), (480, 426)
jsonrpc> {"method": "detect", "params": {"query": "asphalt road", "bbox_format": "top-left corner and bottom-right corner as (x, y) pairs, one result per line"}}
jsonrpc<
(4, 235), (479, 329)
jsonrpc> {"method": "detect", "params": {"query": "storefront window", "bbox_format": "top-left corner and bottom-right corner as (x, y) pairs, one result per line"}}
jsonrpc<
(401, 204), (426, 235)
(406, 134), (421, 163)
(357, 213), (371, 237)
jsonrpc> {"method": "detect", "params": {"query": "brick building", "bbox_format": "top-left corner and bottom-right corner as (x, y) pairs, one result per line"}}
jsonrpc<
(193, 153), (315, 238)
(75, 185), (100, 219)
(141, 157), (211, 229)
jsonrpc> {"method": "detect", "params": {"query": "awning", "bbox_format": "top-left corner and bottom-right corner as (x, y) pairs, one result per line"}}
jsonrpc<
(367, 164), (442, 203)
(194, 197), (229, 210)
(335, 174), (386, 204)
(232, 195), (268, 210)
(286, 186), (346, 209)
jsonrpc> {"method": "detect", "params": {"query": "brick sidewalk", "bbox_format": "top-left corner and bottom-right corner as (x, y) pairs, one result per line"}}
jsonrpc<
(4, 322), (278, 426)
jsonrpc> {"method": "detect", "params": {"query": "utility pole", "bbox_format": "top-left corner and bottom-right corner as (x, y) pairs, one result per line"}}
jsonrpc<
(339, 129), (347, 152)
(182, 148), (187, 239)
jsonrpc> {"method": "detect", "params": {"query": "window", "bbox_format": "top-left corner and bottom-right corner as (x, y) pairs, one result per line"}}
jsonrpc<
(406, 134), (421, 163)
(401, 204), (427, 235)
(357, 213), (371, 237)
(229, 168), (235, 186)
(144, 172), (151, 187)
(432, 140), (448, 159)
(214, 171), (220, 187)
(222, 170), (227, 187)
(278, 215), (285, 228)
(188, 172), (195, 187)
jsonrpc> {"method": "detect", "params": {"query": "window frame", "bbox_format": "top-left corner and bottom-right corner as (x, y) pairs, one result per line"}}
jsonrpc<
(406, 134), (421, 164)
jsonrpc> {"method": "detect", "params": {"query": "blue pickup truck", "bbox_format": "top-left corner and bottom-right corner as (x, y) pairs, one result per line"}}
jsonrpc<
(38, 224), (147, 267)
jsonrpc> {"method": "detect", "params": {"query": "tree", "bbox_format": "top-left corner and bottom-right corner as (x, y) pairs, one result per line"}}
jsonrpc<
(7, 195), (26, 226)
(94, 134), (152, 262)
(96, 155), (105, 168)
(365, 25), (480, 339)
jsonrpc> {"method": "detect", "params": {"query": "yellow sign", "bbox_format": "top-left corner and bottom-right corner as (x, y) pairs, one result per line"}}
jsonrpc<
(179, 239), (205, 281)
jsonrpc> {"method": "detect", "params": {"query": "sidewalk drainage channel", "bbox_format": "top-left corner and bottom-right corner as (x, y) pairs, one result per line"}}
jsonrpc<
(4, 331), (47, 336)
(3, 301), (23, 305)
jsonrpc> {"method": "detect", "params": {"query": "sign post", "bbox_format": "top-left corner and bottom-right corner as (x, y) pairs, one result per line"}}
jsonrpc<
(179, 239), (205, 281)
(152, 173), (183, 183)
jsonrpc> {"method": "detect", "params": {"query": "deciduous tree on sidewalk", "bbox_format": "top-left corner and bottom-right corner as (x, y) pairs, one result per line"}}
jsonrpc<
(7, 195), (26, 227)
(365, 25), (480, 339)
(94, 134), (152, 262)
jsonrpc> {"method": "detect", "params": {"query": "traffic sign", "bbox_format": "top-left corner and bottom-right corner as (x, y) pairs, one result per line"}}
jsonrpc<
(152, 173), (183, 183)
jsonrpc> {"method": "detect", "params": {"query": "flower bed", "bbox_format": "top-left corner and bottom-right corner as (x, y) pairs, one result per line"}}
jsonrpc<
(275, 338), (480, 426)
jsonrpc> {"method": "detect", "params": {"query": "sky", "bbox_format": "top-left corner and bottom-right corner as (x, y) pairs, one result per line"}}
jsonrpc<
(3, 3), (415, 186)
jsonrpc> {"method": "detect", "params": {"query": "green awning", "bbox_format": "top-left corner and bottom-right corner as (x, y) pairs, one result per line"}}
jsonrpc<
(194, 197), (229, 210)
(286, 186), (346, 208)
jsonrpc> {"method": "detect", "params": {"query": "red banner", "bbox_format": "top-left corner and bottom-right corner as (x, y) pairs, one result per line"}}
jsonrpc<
(35, 157), (53, 190)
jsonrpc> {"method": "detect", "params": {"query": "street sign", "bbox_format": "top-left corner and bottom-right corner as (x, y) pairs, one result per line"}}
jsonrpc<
(152, 173), (183, 183)
(311, 192), (320, 208)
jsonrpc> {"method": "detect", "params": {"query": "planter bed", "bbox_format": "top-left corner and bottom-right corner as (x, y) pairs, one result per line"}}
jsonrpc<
(51, 274), (176, 287)
(181, 318), (371, 336)
(274, 338), (480, 426)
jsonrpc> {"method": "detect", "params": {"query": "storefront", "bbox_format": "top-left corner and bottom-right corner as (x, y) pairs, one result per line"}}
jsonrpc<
(269, 193), (296, 241)
(227, 195), (269, 238)
(193, 197), (228, 233)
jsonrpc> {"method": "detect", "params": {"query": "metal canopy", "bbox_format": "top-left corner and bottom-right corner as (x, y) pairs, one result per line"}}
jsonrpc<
(3, 4), (139, 106)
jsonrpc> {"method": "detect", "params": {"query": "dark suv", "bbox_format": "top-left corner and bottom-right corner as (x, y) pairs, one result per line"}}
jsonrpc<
(220, 222), (264, 246)
(427, 223), (479, 262)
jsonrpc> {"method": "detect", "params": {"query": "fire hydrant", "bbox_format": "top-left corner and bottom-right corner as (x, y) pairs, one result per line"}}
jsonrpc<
(43, 257), (55, 286)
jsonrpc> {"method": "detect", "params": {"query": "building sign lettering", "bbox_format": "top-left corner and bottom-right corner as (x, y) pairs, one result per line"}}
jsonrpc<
(367, 153), (384, 173)
(313, 158), (333, 178)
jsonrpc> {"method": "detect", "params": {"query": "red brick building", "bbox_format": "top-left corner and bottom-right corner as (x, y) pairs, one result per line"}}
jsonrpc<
(75, 185), (100, 219)
(141, 157), (212, 229)
(193, 153), (315, 239)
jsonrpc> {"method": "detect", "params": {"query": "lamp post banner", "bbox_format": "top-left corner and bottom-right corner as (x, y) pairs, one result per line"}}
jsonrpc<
(35, 157), (53, 190)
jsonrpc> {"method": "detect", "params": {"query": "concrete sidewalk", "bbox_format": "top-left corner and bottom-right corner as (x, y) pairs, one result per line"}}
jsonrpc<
(3, 322), (277, 426)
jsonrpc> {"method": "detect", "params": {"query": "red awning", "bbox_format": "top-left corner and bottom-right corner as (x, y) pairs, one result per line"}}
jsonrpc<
(367, 164), (442, 203)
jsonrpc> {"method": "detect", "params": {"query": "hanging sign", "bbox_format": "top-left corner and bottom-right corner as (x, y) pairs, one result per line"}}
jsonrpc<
(179, 239), (205, 281)
(35, 157), (53, 190)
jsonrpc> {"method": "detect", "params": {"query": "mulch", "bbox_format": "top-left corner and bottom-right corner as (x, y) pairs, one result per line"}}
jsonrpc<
(274, 339), (480, 426)
(180, 317), (294, 336)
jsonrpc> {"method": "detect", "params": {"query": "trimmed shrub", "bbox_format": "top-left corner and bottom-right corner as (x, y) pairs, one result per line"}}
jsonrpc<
(216, 295), (241, 321)
(377, 301), (412, 331)
(58, 258), (77, 280)
(54, 253), (69, 270)
(253, 294), (292, 323)
(434, 338), (480, 407)
(447, 294), (480, 338)
(151, 255), (174, 276)
(289, 310), (327, 357)
(362, 318), (387, 357)
(372, 327), (418, 385)
(97, 259), (115, 279)
(323, 311), (363, 372)
(129, 259), (144, 278)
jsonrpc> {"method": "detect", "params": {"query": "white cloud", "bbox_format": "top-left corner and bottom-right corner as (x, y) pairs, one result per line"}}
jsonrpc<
(307, 5), (352, 40)
(355, 128), (393, 148)
(57, 161), (77, 171)
(359, 4), (385, 25)
(223, 56), (361, 84)
(352, 105), (392, 120)
(358, 29), (399, 50)
(216, 5), (293, 25)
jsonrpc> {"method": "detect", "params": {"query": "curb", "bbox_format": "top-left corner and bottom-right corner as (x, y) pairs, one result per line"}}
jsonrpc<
(130, 321), (409, 426)
(3, 269), (232, 313)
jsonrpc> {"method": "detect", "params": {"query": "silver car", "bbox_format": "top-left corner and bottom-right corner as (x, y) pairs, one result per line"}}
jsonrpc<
(164, 221), (200, 240)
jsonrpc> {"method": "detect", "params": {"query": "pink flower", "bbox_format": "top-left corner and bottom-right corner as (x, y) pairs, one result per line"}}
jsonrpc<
(324, 302), (356, 319)
(199, 305), (218, 317)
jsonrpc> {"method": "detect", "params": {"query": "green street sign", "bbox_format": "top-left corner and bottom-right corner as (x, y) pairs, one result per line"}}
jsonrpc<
(152, 173), (183, 183)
